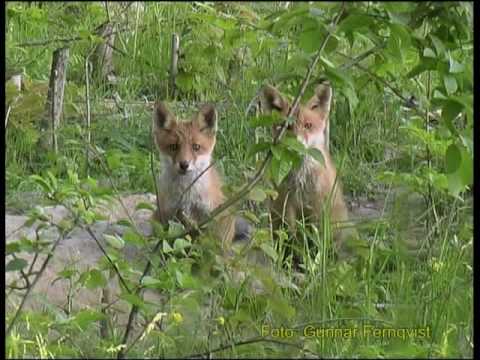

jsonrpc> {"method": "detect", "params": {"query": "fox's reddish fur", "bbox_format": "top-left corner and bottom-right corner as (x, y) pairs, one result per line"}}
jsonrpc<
(152, 102), (234, 249)
(261, 83), (350, 249)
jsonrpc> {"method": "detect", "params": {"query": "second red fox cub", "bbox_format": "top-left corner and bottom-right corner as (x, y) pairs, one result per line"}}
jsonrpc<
(261, 82), (351, 252)
(152, 102), (236, 250)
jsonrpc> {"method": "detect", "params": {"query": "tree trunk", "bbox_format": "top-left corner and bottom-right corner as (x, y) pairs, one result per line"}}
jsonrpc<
(43, 47), (69, 153)
(170, 33), (180, 99)
(91, 22), (116, 83)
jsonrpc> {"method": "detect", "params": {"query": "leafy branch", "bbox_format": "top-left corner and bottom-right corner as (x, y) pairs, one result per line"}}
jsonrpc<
(6, 217), (78, 336)
(335, 50), (442, 122)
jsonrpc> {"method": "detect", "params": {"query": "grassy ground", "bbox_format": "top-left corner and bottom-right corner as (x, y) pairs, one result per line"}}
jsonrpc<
(5, 2), (473, 358)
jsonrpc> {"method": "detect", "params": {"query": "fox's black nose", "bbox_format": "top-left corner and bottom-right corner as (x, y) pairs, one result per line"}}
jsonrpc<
(179, 161), (189, 171)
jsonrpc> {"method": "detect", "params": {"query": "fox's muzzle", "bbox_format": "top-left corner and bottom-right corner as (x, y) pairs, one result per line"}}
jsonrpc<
(178, 160), (190, 174)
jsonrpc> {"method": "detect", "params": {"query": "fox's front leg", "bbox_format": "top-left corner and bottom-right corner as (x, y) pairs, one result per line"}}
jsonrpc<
(271, 189), (297, 233)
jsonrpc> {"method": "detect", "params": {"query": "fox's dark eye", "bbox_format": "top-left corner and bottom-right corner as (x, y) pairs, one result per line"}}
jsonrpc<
(192, 144), (201, 152)
(304, 123), (312, 130)
(168, 144), (178, 152)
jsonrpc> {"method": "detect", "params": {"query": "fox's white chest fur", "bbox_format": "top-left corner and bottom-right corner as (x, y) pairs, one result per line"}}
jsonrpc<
(159, 164), (212, 221)
(287, 155), (320, 211)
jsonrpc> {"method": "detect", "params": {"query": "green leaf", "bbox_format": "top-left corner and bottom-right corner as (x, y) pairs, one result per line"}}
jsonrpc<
(299, 29), (318, 54)
(6, 242), (21, 255)
(120, 293), (145, 308)
(30, 175), (54, 195)
(270, 144), (284, 160)
(429, 172), (448, 191)
(270, 156), (292, 186)
(176, 72), (195, 91)
(6, 258), (29, 272)
(458, 147), (473, 187)
(390, 23), (411, 49)
(163, 240), (174, 253)
(167, 221), (185, 237)
(423, 48), (436, 58)
(116, 219), (134, 228)
(71, 310), (106, 330)
(319, 56), (357, 111)
(430, 34), (446, 57)
(308, 148), (325, 165)
(243, 210), (261, 224)
(57, 268), (77, 279)
(104, 234), (125, 250)
(338, 14), (373, 34)
(173, 238), (191, 252)
(249, 113), (284, 128)
(449, 56), (464, 74)
(270, 5), (310, 34)
(135, 202), (155, 211)
(442, 100), (463, 134)
(443, 75), (458, 95)
(281, 136), (307, 155)
(123, 229), (145, 247)
(386, 10), (411, 25)
(407, 57), (437, 78)
(384, 2), (413, 13)
(248, 187), (267, 202)
(447, 172), (464, 198)
(84, 269), (107, 289)
(247, 141), (271, 159)
(445, 144), (462, 174)
(141, 276), (163, 288)
(106, 151), (122, 170)
(298, 19), (322, 54)
(259, 243), (278, 261)
(267, 296), (295, 320)
(324, 35), (339, 53)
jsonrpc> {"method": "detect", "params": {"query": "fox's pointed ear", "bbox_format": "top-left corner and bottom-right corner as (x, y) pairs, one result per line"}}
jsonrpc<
(261, 85), (289, 114)
(307, 82), (332, 116)
(196, 104), (217, 133)
(153, 101), (176, 130)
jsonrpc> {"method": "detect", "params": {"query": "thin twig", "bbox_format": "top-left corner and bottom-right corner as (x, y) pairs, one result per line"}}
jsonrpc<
(85, 51), (93, 177)
(121, 311), (168, 356)
(83, 226), (132, 293)
(335, 51), (441, 122)
(338, 43), (385, 70)
(186, 336), (314, 359)
(5, 105), (12, 129)
(116, 4), (346, 358)
(15, 25), (133, 47)
(6, 224), (76, 336)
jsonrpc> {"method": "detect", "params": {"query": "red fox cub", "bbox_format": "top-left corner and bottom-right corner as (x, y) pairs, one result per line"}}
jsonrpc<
(261, 82), (351, 255)
(152, 102), (235, 250)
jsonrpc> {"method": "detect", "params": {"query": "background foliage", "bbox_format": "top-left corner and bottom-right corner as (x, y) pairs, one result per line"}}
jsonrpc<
(5, 2), (473, 358)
